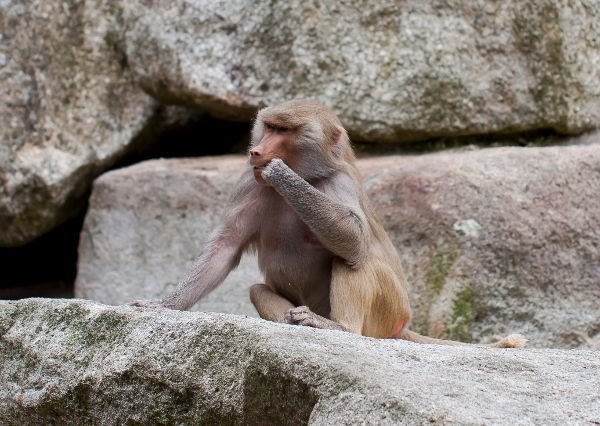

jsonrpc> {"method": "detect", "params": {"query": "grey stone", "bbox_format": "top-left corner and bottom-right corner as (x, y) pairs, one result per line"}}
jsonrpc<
(123, 0), (600, 141)
(74, 156), (262, 318)
(4, 0), (600, 247)
(0, 0), (156, 246)
(361, 143), (600, 350)
(75, 143), (600, 349)
(0, 298), (598, 424)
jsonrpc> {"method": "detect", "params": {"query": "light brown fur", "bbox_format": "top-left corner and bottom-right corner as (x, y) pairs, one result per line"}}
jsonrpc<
(132, 100), (526, 348)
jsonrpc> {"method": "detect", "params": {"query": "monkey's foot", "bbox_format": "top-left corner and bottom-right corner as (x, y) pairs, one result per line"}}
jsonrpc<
(492, 334), (528, 348)
(128, 300), (164, 308)
(285, 306), (344, 331)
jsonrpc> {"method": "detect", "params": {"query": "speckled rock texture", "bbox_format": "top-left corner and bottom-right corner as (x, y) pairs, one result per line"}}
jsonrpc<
(0, 0), (156, 246)
(123, 0), (600, 140)
(3, 0), (600, 246)
(363, 144), (600, 350)
(0, 299), (598, 424)
(75, 144), (600, 349)
(75, 156), (262, 317)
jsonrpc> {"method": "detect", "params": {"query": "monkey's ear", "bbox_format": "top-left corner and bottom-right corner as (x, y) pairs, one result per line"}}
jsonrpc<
(331, 127), (344, 152)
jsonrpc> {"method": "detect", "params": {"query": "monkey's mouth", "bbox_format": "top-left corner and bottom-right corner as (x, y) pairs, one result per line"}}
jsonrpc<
(252, 166), (266, 181)
(252, 166), (268, 184)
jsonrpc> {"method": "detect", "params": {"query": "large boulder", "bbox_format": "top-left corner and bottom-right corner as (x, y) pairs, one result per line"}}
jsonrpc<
(363, 144), (600, 350)
(0, 0), (155, 247)
(4, 0), (600, 246)
(1, 298), (598, 424)
(75, 144), (600, 349)
(123, 0), (600, 141)
(75, 156), (262, 317)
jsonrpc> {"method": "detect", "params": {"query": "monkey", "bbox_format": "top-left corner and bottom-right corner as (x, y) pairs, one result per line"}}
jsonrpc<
(131, 100), (526, 348)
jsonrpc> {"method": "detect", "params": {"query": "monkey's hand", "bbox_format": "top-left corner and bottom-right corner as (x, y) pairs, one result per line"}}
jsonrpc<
(261, 158), (367, 267)
(261, 158), (291, 186)
(128, 300), (165, 308)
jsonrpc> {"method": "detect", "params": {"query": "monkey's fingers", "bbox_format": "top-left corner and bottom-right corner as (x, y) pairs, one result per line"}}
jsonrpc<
(127, 300), (164, 308)
(261, 158), (287, 183)
(285, 305), (313, 325)
(286, 306), (346, 331)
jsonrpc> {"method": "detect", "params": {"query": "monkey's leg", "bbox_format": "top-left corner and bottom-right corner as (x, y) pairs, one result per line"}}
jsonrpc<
(285, 259), (371, 334)
(250, 284), (345, 331)
(329, 258), (412, 337)
(249, 284), (295, 323)
(327, 259), (373, 335)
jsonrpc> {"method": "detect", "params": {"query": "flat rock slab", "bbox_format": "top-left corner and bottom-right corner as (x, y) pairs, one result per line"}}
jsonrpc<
(0, 299), (598, 424)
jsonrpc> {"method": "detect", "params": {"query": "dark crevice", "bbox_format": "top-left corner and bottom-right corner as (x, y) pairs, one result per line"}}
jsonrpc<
(352, 127), (571, 156)
(111, 105), (252, 171)
(0, 210), (85, 297)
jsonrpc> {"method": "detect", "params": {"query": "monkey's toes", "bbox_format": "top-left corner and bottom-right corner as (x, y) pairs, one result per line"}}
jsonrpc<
(497, 334), (528, 348)
(128, 300), (163, 308)
(285, 306), (315, 326)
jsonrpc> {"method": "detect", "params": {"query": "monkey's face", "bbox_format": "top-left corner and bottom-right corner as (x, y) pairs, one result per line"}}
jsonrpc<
(249, 121), (299, 185)
(251, 101), (347, 183)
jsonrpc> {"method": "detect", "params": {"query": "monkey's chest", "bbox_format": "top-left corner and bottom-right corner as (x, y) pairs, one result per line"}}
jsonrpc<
(259, 216), (327, 256)
(257, 209), (332, 278)
(256, 206), (333, 313)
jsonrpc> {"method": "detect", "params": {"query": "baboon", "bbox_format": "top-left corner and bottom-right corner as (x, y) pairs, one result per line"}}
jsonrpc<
(132, 100), (525, 348)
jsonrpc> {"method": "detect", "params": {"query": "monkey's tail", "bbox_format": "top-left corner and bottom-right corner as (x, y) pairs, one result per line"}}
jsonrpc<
(395, 328), (527, 348)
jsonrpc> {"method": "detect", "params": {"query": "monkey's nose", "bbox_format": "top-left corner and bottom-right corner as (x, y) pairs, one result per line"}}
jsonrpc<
(249, 149), (261, 157)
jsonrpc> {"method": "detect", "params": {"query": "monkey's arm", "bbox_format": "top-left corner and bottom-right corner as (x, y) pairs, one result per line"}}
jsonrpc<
(262, 159), (367, 266)
(131, 174), (260, 310)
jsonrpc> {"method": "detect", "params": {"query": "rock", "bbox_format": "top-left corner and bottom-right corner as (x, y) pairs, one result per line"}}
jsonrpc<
(0, 0), (156, 247)
(0, 299), (598, 424)
(360, 144), (600, 350)
(75, 144), (600, 349)
(4, 0), (600, 246)
(123, 0), (600, 141)
(75, 156), (262, 318)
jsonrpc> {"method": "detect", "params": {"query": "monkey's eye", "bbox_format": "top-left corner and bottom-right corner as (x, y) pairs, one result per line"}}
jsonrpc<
(264, 122), (290, 133)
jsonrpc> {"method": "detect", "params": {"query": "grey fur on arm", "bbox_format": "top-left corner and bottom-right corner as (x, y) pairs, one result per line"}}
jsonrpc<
(130, 172), (260, 310)
(262, 158), (367, 266)
(159, 226), (244, 310)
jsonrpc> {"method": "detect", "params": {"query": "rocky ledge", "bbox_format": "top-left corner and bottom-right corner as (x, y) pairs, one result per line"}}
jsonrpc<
(0, 298), (598, 424)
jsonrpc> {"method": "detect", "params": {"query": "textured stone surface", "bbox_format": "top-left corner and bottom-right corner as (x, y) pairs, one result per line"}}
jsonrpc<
(4, 0), (600, 247)
(75, 144), (600, 349)
(362, 144), (600, 350)
(0, 0), (155, 246)
(124, 0), (600, 141)
(75, 156), (262, 317)
(1, 299), (598, 424)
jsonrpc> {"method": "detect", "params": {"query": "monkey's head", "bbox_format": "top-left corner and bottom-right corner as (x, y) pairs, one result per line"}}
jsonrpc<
(249, 100), (355, 184)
